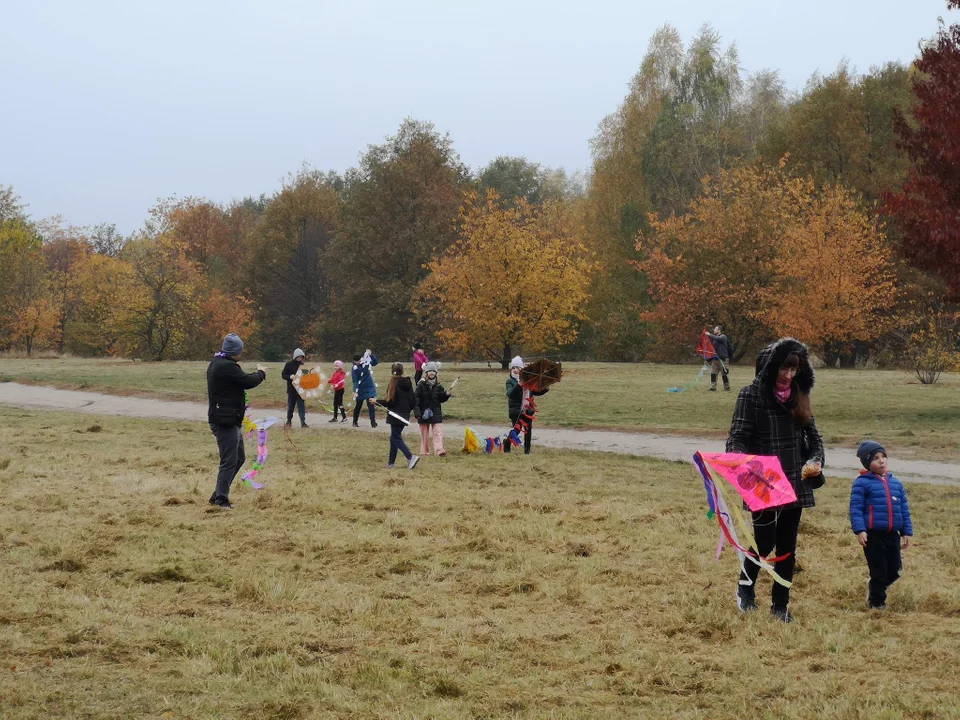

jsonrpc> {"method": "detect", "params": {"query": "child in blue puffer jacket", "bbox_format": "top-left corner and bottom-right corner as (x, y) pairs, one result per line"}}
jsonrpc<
(850, 440), (914, 610)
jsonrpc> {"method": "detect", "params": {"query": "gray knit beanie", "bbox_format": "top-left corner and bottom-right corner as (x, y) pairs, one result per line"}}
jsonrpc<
(221, 333), (244, 355)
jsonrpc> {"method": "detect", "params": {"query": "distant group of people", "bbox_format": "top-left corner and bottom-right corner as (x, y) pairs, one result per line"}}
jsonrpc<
(206, 331), (914, 621)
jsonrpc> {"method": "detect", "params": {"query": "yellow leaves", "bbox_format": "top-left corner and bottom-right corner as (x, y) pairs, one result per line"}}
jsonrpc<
(417, 196), (595, 359)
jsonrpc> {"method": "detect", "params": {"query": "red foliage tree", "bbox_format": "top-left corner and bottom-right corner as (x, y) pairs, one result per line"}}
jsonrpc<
(884, 1), (960, 299)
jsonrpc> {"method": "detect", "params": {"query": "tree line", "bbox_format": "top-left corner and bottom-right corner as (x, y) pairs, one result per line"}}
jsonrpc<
(2, 4), (958, 378)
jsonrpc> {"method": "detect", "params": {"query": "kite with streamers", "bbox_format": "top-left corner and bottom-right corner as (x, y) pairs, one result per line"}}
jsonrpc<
(667, 331), (715, 393)
(238, 389), (279, 489)
(693, 451), (798, 587)
(462, 359), (559, 454)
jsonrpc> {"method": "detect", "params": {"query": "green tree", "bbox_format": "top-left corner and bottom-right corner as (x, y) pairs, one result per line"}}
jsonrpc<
(324, 119), (468, 356)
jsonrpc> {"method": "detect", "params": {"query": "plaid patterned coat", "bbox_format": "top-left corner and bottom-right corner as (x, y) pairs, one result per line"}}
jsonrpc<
(726, 338), (825, 509)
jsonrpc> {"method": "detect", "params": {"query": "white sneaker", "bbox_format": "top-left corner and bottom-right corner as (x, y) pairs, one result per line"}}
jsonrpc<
(408, 455), (420, 470)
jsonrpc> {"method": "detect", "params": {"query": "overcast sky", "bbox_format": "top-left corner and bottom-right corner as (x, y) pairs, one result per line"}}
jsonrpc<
(1, 0), (949, 233)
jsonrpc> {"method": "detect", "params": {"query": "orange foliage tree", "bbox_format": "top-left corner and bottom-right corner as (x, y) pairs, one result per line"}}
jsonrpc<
(638, 160), (897, 364)
(416, 193), (596, 367)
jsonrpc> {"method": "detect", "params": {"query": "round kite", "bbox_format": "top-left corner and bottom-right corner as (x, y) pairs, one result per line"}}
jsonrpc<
(292, 366), (326, 399)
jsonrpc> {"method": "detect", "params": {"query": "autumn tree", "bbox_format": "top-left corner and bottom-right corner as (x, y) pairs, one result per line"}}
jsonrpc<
(115, 234), (201, 360)
(324, 119), (467, 356)
(417, 193), (595, 367)
(44, 232), (91, 354)
(638, 160), (897, 364)
(69, 252), (135, 356)
(884, 1), (960, 299)
(0, 217), (48, 352)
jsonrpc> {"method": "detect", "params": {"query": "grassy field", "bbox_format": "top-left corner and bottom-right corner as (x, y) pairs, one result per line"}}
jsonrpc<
(1, 406), (959, 718)
(1, 357), (959, 459)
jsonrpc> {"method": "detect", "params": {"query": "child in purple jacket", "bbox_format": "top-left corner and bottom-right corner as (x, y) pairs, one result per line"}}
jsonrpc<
(850, 440), (914, 610)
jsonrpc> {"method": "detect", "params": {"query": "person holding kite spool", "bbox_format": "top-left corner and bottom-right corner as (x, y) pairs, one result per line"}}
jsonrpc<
(327, 360), (347, 423)
(381, 363), (420, 469)
(414, 361), (451, 456)
(724, 338), (825, 623)
(281, 348), (308, 428)
(702, 326), (731, 392)
(351, 349), (379, 428)
(206, 333), (267, 510)
(505, 356), (559, 455)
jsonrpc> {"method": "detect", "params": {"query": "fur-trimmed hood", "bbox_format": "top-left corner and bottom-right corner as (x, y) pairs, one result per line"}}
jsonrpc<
(753, 337), (815, 398)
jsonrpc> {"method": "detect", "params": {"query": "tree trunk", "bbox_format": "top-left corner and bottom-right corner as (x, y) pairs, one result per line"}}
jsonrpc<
(500, 341), (512, 370)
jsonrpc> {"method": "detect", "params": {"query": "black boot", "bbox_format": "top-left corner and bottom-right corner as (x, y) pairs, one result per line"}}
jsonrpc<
(709, 373), (717, 391)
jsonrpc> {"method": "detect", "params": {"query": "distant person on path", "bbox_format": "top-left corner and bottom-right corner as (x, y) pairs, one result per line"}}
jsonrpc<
(281, 348), (308, 428)
(383, 363), (420, 469)
(352, 349), (379, 428)
(504, 356), (549, 455)
(726, 338), (825, 623)
(850, 440), (913, 610)
(206, 333), (266, 510)
(327, 360), (347, 423)
(414, 361), (451, 456)
(413, 343), (429, 384)
(705, 325), (731, 392)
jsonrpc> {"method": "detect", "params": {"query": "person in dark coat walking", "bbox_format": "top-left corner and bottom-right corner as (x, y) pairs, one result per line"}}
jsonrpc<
(382, 363), (420, 469)
(705, 325), (731, 391)
(726, 337), (825, 622)
(351, 350), (379, 427)
(207, 333), (266, 509)
(281, 348), (307, 428)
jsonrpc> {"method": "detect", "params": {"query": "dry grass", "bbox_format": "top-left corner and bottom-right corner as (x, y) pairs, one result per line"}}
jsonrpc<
(2, 358), (959, 460)
(1, 407), (959, 718)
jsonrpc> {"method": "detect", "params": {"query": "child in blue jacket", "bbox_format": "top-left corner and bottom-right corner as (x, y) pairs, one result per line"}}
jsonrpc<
(850, 440), (914, 610)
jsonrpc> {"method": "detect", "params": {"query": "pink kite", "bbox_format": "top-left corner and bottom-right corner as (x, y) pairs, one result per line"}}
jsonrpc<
(695, 452), (796, 511)
(693, 451), (797, 588)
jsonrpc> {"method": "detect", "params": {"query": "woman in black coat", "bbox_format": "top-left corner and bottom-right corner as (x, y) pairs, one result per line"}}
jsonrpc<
(726, 338), (825, 623)
(383, 363), (420, 470)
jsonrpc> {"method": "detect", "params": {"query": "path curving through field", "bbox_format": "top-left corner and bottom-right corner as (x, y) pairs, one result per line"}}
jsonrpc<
(1, 381), (958, 487)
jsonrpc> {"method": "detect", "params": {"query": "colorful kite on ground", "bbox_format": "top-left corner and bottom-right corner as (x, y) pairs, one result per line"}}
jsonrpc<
(693, 451), (798, 587)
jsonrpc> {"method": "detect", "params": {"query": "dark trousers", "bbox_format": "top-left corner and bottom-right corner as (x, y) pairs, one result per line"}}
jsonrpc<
(333, 389), (346, 418)
(210, 424), (245, 504)
(739, 506), (803, 607)
(864, 531), (902, 607)
(286, 391), (306, 425)
(415, 370), (423, 384)
(504, 411), (532, 454)
(353, 398), (376, 425)
(388, 423), (412, 465)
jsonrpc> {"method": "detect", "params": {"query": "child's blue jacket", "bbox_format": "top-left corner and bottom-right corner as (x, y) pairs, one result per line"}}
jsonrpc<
(849, 471), (913, 536)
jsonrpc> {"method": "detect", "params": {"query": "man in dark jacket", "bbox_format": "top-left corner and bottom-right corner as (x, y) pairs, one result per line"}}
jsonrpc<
(207, 333), (266, 509)
(705, 325), (731, 391)
(281, 348), (307, 428)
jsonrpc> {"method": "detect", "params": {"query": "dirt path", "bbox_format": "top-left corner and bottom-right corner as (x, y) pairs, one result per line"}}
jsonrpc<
(2, 381), (958, 487)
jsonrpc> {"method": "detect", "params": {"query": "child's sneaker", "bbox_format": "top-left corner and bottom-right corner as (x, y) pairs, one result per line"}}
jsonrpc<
(408, 455), (420, 470)
(385, 463), (395, 469)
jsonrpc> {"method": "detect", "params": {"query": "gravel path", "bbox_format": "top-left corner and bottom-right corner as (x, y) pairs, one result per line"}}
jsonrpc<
(2, 382), (958, 487)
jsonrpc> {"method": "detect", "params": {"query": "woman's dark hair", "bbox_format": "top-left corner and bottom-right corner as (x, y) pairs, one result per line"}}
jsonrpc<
(414, 343), (422, 350)
(386, 363), (404, 403)
(780, 352), (811, 425)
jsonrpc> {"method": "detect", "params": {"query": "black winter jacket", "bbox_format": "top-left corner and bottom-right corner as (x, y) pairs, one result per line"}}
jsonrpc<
(281, 359), (303, 395)
(726, 338), (825, 509)
(506, 376), (548, 416)
(414, 380), (450, 423)
(385, 377), (416, 426)
(706, 332), (731, 360)
(207, 356), (266, 427)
